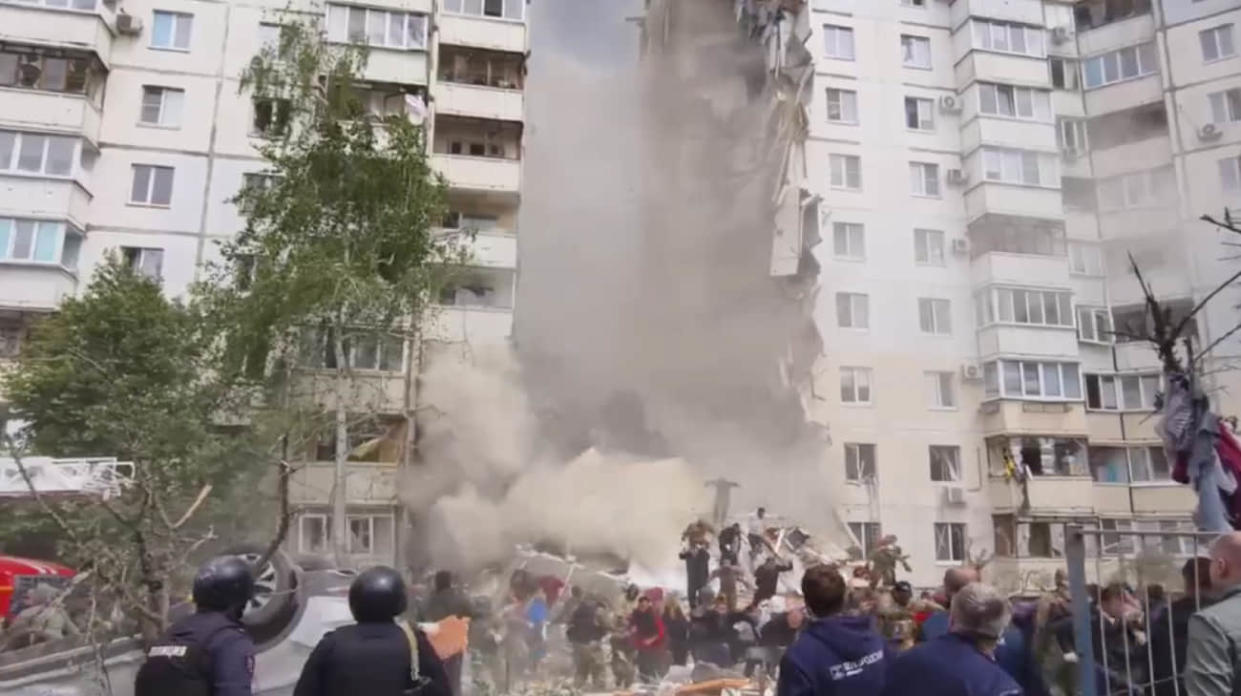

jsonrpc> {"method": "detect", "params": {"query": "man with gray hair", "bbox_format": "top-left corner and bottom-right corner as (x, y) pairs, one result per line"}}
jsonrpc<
(1185, 531), (1241, 696)
(881, 583), (1021, 696)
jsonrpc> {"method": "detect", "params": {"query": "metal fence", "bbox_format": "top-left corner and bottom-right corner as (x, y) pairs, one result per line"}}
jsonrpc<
(1064, 524), (1221, 696)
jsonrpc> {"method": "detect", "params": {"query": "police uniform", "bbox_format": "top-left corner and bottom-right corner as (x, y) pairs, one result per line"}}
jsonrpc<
(142, 610), (256, 696)
(293, 622), (451, 696)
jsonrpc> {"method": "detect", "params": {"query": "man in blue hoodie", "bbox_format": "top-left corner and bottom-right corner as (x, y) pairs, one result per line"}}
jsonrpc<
(777, 564), (887, 696)
(881, 583), (1022, 696)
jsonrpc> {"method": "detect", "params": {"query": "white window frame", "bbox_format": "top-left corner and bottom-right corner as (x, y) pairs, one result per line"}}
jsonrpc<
(122, 246), (164, 280)
(0, 218), (68, 265)
(977, 287), (1074, 328)
(0, 130), (77, 177)
(1059, 118), (1088, 152)
(346, 513), (394, 555)
(129, 164), (175, 206)
(914, 228), (945, 266)
(825, 88), (859, 125)
(441, 0), (524, 21)
(829, 154), (862, 191)
(847, 521), (883, 560)
(905, 96), (934, 131)
(836, 292), (869, 330)
(326, 4), (429, 50)
(840, 366), (873, 405)
(929, 445), (962, 482)
(972, 19), (1044, 58)
(982, 147), (1053, 187)
(151, 11), (193, 51)
(1077, 306), (1114, 344)
(991, 360), (1083, 402)
(1050, 57), (1080, 90)
(901, 34), (932, 69)
(823, 24), (856, 61)
(298, 513), (330, 554)
(1201, 24), (1236, 63)
(927, 371), (956, 409)
(934, 522), (967, 562)
(1085, 373), (1160, 412)
(1069, 242), (1104, 277)
(844, 443), (876, 483)
(832, 222), (865, 260)
(910, 161), (941, 197)
(1082, 43), (1158, 89)
(1210, 88), (1241, 124)
(918, 297), (952, 335)
(1220, 156), (1241, 193)
(1099, 166), (1176, 210)
(1100, 518), (1135, 556)
(139, 86), (184, 128)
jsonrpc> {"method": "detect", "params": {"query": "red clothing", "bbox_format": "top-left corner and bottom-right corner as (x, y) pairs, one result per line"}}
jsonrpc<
(630, 609), (666, 652)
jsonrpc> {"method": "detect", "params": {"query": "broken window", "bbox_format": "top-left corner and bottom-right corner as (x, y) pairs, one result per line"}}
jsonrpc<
(314, 416), (405, 463)
(934, 523), (966, 562)
(299, 513), (330, 554)
(929, 445), (961, 482)
(993, 515), (1016, 557)
(845, 443), (876, 482)
(847, 522), (881, 560)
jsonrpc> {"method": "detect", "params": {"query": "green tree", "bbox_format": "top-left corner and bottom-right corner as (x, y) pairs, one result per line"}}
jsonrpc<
(211, 19), (462, 565)
(1, 258), (262, 641)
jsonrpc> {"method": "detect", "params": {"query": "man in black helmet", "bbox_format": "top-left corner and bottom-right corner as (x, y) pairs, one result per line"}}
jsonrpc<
(293, 565), (451, 696)
(134, 555), (257, 696)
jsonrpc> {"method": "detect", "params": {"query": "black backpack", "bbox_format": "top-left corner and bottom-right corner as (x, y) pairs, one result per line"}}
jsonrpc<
(133, 624), (235, 696)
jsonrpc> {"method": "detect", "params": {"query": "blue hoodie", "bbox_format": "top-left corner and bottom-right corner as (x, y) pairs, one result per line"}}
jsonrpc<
(777, 614), (887, 696)
(881, 634), (1022, 696)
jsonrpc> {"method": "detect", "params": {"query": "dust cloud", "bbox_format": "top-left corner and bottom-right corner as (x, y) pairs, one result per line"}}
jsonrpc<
(404, 0), (837, 575)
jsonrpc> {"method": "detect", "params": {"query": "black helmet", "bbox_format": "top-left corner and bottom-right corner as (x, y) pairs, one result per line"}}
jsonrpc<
(349, 566), (408, 623)
(192, 556), (255, 616)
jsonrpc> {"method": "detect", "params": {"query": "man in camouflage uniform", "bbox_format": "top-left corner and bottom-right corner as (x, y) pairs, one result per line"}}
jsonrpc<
(566, 595), (609, 690)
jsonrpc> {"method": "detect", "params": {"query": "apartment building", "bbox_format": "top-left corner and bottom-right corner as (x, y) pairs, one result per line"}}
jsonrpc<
(808, 0), (1241, 589)
(0, 0), (525, 568)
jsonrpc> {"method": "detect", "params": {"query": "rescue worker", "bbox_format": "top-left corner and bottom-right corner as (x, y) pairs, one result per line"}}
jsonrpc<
(3, 584), (80, 648)
(134, 555), (256, 696)
(293, 565), (451, 696)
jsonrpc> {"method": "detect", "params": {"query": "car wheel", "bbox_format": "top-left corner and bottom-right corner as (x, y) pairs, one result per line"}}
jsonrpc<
(223, 544), (300, 647)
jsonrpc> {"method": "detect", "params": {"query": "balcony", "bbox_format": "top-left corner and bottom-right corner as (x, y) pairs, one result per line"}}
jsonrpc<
(979, 400), (1089, 437)
(0, 178), (91, 230)
(434, 82), (523, 122)
(956, 52), (1052, 89)
(1084, 74), (1162, 116)
(0, 2), (114, 63)
(0, 263), (78, 311)
(1092, 483), (1132, 514)
(989, 475), (1096, 514)
(964, 182), (1063, 222)
(950, 0), (1044, 27)
(438, 229), (516, 269)
(290, 461), (398, 506)
(432, 154), (520, 195)
(1091, 135), (1172, 180)
(979, 325), (1079, 359)
(1132, 484), (1196, 515)
(961, 118), (1057, 155)
(1113, 341), (1161, 372)
(1097, 206), (1180, 242)
(971, 251), (1070, 288)
(1064, 209), (1099, 239)
(292, 370), (408, 414)
(1076, 12), (1155, 58)
(438, 13), (526, 54)
(428, 306), (512, 343)
(0, 89), (102, 144)
(361, 48), (429, 87)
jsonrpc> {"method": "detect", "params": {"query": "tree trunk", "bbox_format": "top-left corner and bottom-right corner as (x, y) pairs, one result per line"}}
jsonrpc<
(332, 326), (350, 568)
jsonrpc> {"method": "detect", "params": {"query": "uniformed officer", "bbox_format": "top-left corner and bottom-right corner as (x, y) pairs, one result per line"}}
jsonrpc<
(293, 565), (452, 696)
(134, 555), (257, 696)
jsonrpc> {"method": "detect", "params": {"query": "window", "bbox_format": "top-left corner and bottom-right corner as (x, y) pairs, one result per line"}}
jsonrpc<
(1100, 518), (1135, 555)
(823, 25), (855, 60)
(121, 246), (164, 280)
(847, 522), (882, 560)
(982, 147), (1053, 186)
(1220, 156), (1241, 193)
(927, 371), (956, 408)
(1059, 118), (1087, 152)
(905, 97), (934, 131)
(901, 35), (932, 69)
(299, 514), (330, 554)
(348, 514), (394, 555)
(1082, 43), (1157, 89)
(1202, 25), (1236, 62)
(139, 86), (183, 127)
(977, 288), (1073, 328)
(1050, 57), (1079, 90)
(918, 298), (951, 335)
(1084, 374), (1159, 411)
(258, 23), (282, 52)
(929, 446), (961, 482)
(7, 0), (95, 8)
(914, 229), (945, 266)
(1068, 242), (1102, 277)
(1130, 447), (1170, 483)
(151, 11), (193, 50)
(1210, 88), (1241, 124)
(0, 219), (77, 266)
(1098, 166), (1177, 210)
(304, 328), (406, 372)
(326, 4), (428, 50)
(841, 367), (872, 404)
(832, 222), (865, 259)
(130, 165), (174, 206)
(0, 52), (95, 95)
(836, 292), (869, 329)
(973, 19), (1043, 58)
(910, 162), (940, 197)
(1002, 437), (1088, 477)
(844, 444), (876, 482)
(987, 361), (1082, 400)
(1077, 306), (1114, 344)
(0, 131), (76, 176)
(826, 88), (858, 124)
(243, 172), (278, 193)
(934, 523), (967, 562)
(900, 0), (926, 6)
(978, 84), (1052, 121)
(829, 154), (862, 190)
(442, 0), (523, 21)
(252, 98), (291, 136)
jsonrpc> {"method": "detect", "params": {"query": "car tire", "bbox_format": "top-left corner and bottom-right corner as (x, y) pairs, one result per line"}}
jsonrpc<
(223, 544), (300, 647)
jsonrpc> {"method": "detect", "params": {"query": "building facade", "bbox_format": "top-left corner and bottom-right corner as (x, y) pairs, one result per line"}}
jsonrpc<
(812, 0), (1240, 589)
(0, 0), (524, 568)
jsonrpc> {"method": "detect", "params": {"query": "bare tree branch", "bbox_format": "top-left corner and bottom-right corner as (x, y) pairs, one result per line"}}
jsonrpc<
(171, 484), (213, 530)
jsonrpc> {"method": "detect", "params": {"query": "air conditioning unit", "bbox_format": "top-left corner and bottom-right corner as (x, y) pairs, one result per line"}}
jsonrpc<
(951, 237), (969, 256)
(961, 362), (982, 381)
(947, 169), (969, 186)
(117, 12), (143, 35)
(943, 486), (967, 505)
(939, 94), (962, 114)
(1200, 123), (1224, 142)
(1051, 26), (1072, 45)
